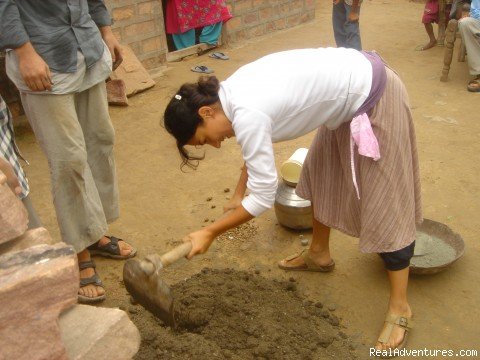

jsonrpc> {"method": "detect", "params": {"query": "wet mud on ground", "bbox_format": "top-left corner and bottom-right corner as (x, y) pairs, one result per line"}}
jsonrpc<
(131, 268), (356, 360)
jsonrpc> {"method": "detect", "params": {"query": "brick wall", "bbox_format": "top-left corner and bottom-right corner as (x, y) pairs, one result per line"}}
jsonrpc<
(224, 0), (316, 43)
(106, 0), (168, 70)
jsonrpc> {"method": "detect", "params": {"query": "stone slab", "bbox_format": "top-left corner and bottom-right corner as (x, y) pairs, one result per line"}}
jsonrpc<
(0, 243), (78, 360)
(106, 79), (129, 106)
(0, 227), (54, 256)
(0, 180), (28, 244)
(110, 45), (155, 97)
(60, 304), (141, 360)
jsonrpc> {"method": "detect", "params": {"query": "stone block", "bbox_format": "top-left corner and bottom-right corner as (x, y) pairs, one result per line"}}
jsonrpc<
(0, 227), (54, 256)
(0, 179), (28, 245)
(110, 45), (156, 97)
(106, 79), (129, 106)
(0, 243), (78, 360)
(60, 305), (141, 360)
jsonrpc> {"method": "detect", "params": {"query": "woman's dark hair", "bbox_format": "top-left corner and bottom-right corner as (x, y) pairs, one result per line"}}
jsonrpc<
(164, 76), (220, 169)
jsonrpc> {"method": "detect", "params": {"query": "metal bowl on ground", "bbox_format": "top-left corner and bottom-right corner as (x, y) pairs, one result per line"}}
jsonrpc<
(274, 180), (312, 230)
(410, 218), (465, 275)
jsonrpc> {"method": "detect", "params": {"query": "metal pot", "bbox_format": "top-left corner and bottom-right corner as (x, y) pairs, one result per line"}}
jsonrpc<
(274, 180), (312, 230)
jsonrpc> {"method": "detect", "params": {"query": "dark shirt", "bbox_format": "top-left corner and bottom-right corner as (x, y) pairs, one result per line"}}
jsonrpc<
(0, 0), (112, 73)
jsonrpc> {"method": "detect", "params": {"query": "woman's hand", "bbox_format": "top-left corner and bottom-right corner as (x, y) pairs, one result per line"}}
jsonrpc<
(100, 26), (123, 70)
(183, 228), (215, 260)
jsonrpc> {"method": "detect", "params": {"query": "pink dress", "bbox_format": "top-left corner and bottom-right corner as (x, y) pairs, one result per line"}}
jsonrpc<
(166, 0), (232, 34)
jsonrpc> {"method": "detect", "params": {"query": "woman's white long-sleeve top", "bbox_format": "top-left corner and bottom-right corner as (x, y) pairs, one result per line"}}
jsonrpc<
(218, 47), (372, 217)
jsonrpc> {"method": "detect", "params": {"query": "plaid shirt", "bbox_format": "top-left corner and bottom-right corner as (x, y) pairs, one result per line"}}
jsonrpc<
(0, 95), (29, 198)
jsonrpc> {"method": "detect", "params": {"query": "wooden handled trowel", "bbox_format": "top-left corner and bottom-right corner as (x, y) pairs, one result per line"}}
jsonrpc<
(122, 241), (192, 327)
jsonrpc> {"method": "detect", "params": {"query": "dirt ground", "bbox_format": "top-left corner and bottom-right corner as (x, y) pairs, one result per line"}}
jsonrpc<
(14, 0), (480, 358)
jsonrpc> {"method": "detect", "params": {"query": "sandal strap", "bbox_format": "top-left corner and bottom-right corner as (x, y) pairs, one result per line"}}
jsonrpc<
(94, 236), (121, 255)
(385, 314), (414, 329)
(377, 314), (413, 344)
(80, 273), (104, 288)
(79, 260), (96, 270)
(284, 249), (306, 262)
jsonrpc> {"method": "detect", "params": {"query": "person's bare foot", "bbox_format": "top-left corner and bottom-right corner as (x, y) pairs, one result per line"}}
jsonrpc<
(78, 250), (105, 301)
(415, 40), (436, 51)
(97, 235), (134, 257)
(374, 303), (413, 352)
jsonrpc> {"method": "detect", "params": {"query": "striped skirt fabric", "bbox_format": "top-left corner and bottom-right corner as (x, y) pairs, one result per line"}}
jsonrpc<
(296, 67), (422, 253)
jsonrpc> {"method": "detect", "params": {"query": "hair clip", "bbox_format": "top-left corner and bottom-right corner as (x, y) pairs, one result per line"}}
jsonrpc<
(175, 94), (182, 100)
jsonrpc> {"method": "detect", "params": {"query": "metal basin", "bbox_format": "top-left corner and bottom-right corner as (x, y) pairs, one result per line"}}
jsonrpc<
(410, 218), (465, 275)
(274, 180), (312, 230)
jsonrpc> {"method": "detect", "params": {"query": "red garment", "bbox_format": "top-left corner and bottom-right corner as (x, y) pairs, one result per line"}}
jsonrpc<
(422, 0), (440, 23)
(166, 0), (232, 34)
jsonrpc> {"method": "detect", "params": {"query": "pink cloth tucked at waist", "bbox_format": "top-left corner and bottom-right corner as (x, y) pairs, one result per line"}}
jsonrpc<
(166, 0), (232, 34)
(350, 113), (381, 199)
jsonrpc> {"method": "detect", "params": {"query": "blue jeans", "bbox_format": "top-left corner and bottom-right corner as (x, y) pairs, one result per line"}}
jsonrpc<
(332, 1), (362, 50)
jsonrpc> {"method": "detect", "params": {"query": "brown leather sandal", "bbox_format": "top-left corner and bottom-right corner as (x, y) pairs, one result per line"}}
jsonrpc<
(375, 313), (414, 358)
(277, 249), (335, 272)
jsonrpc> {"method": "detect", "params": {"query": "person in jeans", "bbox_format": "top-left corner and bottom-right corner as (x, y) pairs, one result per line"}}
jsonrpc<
(0, 0), (136, 303)
(332, 0), (363, 50)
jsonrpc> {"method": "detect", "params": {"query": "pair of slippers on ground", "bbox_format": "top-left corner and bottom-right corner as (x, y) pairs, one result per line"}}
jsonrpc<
(78, 235), (137, 304)
(191, 52), (229, 74)
(279, 249), (413, 358)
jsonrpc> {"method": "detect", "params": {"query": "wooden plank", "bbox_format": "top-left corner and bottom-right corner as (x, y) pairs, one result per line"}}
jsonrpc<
(166, 43), (217, 62)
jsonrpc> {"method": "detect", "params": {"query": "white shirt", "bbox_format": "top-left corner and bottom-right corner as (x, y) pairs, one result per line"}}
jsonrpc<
(218, 47), (372, 217)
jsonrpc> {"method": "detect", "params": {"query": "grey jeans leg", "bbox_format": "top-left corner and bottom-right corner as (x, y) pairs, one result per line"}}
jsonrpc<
(20, 83), (118, 252)
(332, 2), (362, 50)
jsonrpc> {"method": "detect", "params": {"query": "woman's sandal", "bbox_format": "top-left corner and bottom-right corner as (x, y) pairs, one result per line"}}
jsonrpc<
(78, 260), (106, 304)
(277, 249), (335, 272)
(88, 235), (137, 260)
(375, 313), (414, 358)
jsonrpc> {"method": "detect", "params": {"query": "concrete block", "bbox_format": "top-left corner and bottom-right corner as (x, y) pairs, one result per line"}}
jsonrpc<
(0, 243), (78, 360)
(60, 305), (141, 360)
(0, 227), (54, 256)
(0, 181), (28, 244)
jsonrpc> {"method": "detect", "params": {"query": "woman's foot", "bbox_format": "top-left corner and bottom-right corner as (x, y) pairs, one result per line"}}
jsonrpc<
(78, 250), (105, 303)
(278, 248), (334, 272)
(375, 303), (413, 352)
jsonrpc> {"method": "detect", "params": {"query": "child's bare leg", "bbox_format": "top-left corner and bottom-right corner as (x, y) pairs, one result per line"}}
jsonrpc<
(421, 23), (437, 50)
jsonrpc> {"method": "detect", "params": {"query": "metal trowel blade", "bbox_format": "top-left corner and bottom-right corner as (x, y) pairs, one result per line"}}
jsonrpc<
(123, 258), (176, 327)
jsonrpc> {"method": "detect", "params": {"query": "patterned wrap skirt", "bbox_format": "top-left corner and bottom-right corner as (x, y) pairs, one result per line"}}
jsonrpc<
(296, 67), (423, 253)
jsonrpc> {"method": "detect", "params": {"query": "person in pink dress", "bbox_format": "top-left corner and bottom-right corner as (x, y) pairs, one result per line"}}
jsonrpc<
(166, 0), (232, 50)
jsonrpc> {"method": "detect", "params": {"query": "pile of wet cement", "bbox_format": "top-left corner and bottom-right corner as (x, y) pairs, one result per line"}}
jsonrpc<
(130, 268), (356, 359)
(412, 232), (458, 268)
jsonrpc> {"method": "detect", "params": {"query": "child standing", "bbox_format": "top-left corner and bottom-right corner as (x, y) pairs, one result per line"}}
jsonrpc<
(419, 0), (441, 51)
